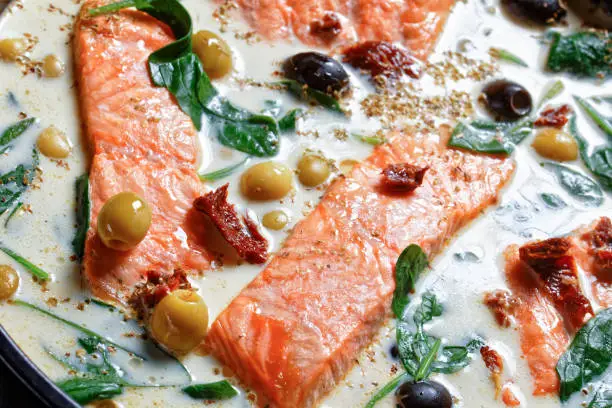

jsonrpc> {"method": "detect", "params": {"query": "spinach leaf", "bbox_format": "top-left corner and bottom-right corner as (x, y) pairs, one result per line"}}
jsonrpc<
(0, 247), (49, 280)
(182, 380), (238, 400)
(431, 346), (470, 374)
(537, 80), (565, 109)
(278, 79), (344, 113)
(72, 175), (90, 259)
(199, 157), (249, 182)
(90, 0), (281, 157)
(489, 47), (528, 67)
(542, 162), (604, 207)
(575, 95), (612, 141)
(278, 108), (303, 132)
(364, 372), (409, 408)
(448, 119), (533, 155)
(3, 201), (23, 227)
(588, 383), (612, 408)
(0, 118), (36, 149)
(392, 244), (428, 318)
(0, 149), (39, 216)
(556, 308), (612, 402)
(568, 116), (612, 191)
(540, 192), (566, 209)
(547, 31), (612, 78)
(413, 292), (443, 327)
(78, 336), (102, 354)
(57, 377), (124, 404)
(414, 338), (441, 381)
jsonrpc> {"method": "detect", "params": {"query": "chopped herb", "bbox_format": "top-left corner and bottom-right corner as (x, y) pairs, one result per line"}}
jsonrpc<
(0, 118), (36, 149)
(546, 31), (612, 78)
(0, 247), (49, 280)
(542, 162), (604, 207)
(182, 380), (239, 400)
(354, 133), (386, 146)
(3, 202), (23, 227)
(0, 149), (39, 215)
(72, 175), (90, 259)
(489, 47), (528, 67)
(587, 383), (612, 408)
(537, 80), (564, 109)
(540, 192), (566, 209)
(392, 244), (428, 318)
(278, 108), (303, 132)
(568, 115), (612, 191)
(90, 0), (281, 157)
(364, 373), (409, 408)
(556, 308), (611, 402)
(198, 157), (249, 182)
(277, 79), (344, 113)
(89, 298), (116, 311)
(575, 95), (612, 140)
(448, 119), (533, 155)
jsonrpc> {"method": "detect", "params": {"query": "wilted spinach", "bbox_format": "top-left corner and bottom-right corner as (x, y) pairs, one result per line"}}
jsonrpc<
(546, 31), (612, 78)
(448, 119), (533, 155)
(0, 118), (36, 153)
(0, 149), (39, 216)
(392, 244), (428, 318)
(183, 380), (238, 400)
(542, 162), (604, 207)
(72, 175), (90, 259)
(575, 95), (612, 141)
(539, 192), (566, 209)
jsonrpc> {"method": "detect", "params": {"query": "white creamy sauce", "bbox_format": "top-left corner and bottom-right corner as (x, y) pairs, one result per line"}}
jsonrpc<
(0, 0), (610, 407)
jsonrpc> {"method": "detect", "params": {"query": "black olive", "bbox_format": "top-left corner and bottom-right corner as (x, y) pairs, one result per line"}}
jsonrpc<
(390, 344), (399, 359)
(501, 0), (567, 25)
(565, 0), (612, 30)
(396, 381), (453, 408)
(482, 79), (533, 121)
(283, 52), (350, 95)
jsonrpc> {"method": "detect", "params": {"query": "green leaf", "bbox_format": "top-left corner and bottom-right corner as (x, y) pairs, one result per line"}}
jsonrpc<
(364, 372), (409, 408)
(57, 377), (124, 404)
(588, 383), (612, 408)
(546, 31), (612, 78)
(575, 95), (612, 141)
(199, 157), (249, 182)
(568, 116), (612, 191)
(0, 118), (36, 148)
(392, 244), (428, 318)
(89, 298), (117, 311)
(414, 338), (441, 381)
(413, 292), (443, 327)
(431, 346), (470, 374)
(0, 247), (49, 280)
(557, 308), (612, 402)
(72, 175), (90, 259)
(540, 192), (566, 209)
(489, 47), (528, 67)
(278, 108), (303, 132)
(448, 119), (533, 155)
(182, 380), (238, 400)
(216, 115), (279, 157)
(278, 79), (344, 113)
(537, 80), (565, 109)
(542, 162), (604, 207)
(354, 133), (387, 146)
(0, 149), (39, 216)
(78, 336), (103, 354)
(3, 201), (23, 228)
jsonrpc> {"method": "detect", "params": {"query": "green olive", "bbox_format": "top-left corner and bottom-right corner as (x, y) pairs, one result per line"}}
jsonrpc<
(0, 265), (19, 301)
(42, 54), (65, 78)
(192, 30), (233, 79)
(532, 128), (578, 162)
(150, 290), (209, 354)
(262, 210), (289, 230)
(240, 162), (293, 201)
(97, 192), (152, 251)
(0, 38), (26, 61)
(37, 126), (72, 159)
(297, 155), (331, 187)
(92, 400), (122, 408)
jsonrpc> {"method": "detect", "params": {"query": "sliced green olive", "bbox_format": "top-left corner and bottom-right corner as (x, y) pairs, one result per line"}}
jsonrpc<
(262, 210), (289, 230)
(297, 155), (331, 187)
(37, 126), (72, 159)
(240, 162), (293, 201)
(0, 265), (19, 301)
(150, 290), (209, 354)
(0, 38), (26, 61)
(97, 192), (152, 251)
(192, 30), (233, 79)
(532, 128), (578, 162)
(42, 54), (65, 78)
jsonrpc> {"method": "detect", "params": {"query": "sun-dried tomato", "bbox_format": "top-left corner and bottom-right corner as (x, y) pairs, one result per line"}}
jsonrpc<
(584, 217), (612, 274)
(484, 290), (518, 328)
(534, 104), (572, 128)
(130, 269), (191, 319)
(342, 41), (420, 80)
(194, 184), (268, 264)
(520, 238), (593, 332)
(310, 12), (342, 42)
(381, 163), (428, 193)
(481, 345), (504, 398)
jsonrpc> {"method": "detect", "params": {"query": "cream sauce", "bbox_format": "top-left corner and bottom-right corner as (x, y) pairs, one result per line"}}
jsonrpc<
(0, 0), (610, 407)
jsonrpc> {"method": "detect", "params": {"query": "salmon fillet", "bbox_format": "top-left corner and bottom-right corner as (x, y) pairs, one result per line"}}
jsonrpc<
(574, 217), (612, 307)
(233, 0), (455, 59)
(74, 1), (212, 303)
(207, 129), (515, 408)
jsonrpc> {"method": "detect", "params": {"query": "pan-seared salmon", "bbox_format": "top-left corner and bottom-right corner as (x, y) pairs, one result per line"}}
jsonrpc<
(574, 217), (612, 307)
(74, 1), (212, 303)
(207, 129), (515, 408)
(233, 0), (455, 59)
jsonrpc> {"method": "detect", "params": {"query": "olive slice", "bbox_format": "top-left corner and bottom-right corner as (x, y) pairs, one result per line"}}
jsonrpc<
(501, 0), (567, 26)
(482, 79), (533, 121)
(395, 381), (453, 408)
(283, 52), (350, 95)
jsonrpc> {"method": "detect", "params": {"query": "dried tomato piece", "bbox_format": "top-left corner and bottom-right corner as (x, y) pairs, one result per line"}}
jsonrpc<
(586, 217), (612, 274)
(310, 12), (342, 42)
(481, 345), (504, 398)
(342, 41), (420, 80)
(381, 163), (428, 193)
(194, 184), (268, 264)
(130, 269), (191, 319)
(484, 290), (519, 328)
(534, 104), (572, 128)
(520, 238), (594, 332)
